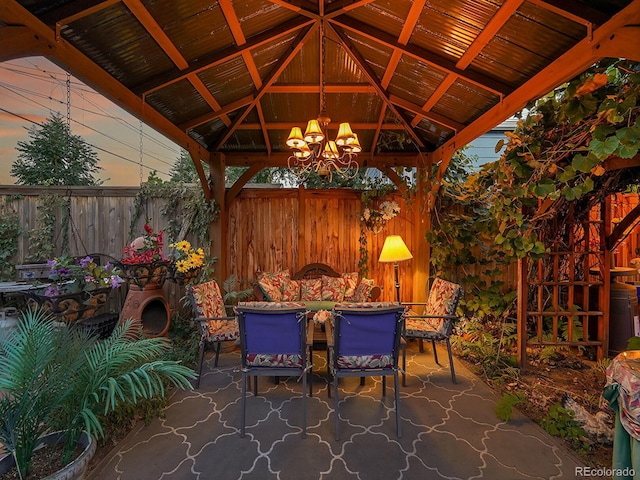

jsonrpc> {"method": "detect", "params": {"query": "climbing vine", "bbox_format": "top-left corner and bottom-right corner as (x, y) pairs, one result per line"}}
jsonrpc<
(26, 194), (69, 262)
(429, 59), (640, 330)
(129, 181), (220, 245)
(0, 202), (22, 280)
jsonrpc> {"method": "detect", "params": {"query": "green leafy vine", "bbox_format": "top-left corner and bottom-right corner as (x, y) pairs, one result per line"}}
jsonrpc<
(0, 202), (22, 280)
(430, 59), (639, 371)
(129, 182), (220, 245)
(27, 194), (68, 262)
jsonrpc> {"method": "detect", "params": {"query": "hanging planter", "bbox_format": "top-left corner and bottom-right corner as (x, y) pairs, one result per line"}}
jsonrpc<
(115, 260), (170, 290)
(169, 265), (202, 286)
(167, 240), (205, 287)
(118, 224), (170, 290)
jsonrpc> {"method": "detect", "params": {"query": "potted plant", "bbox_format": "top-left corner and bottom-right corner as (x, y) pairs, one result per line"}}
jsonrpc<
(23, 255), (124, 322)
(117, 224), (170, 289)
(168, 240), (205, 286)
(0, 307), (196, 479)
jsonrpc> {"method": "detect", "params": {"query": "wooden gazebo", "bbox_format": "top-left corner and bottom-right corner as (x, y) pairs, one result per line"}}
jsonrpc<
(2, 0), (639, 363)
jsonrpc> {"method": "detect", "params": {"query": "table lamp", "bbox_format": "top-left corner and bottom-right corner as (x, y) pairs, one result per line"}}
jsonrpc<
(378, 235), (413, 302)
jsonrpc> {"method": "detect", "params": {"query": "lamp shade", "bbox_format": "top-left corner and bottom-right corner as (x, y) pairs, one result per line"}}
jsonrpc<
(336, 122), (355, 146)
(286, 127), (306, 148)
(304, 119), (324, 144)
(294, 144), (312, 158)
(348, 133), (362, 153)
(378, 235), (413, 263)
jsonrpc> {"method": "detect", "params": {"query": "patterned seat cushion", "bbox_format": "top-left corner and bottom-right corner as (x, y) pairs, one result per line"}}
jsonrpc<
(191, 280), (239, 341)
(334, 354), (394, 370)
(406, 278), (462, 337)
(237, 301), (305, 309)
(245, 353), (304, 368)
(405, 316), (446, 340)
(334, 301), (398, 309)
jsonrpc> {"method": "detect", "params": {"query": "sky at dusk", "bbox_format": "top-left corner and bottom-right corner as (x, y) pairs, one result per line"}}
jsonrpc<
(0, 57), (181, 186)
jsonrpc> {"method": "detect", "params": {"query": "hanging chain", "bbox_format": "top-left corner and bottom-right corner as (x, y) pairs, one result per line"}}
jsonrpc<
(320, 22), (326, 114)
(66, 72), (71, 165)
(66, 72), (71, 128)
(139, 120), (144, 184)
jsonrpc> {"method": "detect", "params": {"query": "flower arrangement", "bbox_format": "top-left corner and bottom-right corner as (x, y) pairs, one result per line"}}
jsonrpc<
(313, 309), (331, 325)
(121, 223), (167, 265)
(361, 200), (400, 233)
(118, 224), (171, 289)
(44, 255), (123, 296)
(169, 240), (205, 273)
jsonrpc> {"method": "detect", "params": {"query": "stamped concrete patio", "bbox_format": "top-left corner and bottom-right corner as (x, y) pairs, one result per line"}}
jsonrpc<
(88, 341), (603, 480)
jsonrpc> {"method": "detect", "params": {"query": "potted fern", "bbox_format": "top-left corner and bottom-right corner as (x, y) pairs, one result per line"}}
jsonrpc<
(0, 307), (196, 479)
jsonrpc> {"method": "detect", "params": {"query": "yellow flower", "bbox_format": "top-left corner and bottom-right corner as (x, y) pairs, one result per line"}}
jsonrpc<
(170, 241), (205, 273)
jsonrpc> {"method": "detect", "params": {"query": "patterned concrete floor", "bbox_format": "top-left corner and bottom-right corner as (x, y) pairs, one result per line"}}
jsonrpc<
(88, 341), (601, 480)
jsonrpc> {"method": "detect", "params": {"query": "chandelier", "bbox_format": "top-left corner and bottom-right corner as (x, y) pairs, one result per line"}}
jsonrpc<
(286, 25), (361, 182)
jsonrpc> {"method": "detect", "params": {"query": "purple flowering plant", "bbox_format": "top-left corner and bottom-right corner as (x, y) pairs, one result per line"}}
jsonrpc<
(44, 255), (123, 296)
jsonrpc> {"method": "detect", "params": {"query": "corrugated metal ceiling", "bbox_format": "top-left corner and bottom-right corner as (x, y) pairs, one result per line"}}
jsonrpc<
(3, 0), (636, 166)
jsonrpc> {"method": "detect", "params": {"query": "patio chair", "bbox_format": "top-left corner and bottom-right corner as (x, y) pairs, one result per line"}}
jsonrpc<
(329, 303), (405, 440)
(188, 280), (239, 388)
(402, 277), (463, 385)
(235, 302), (310, 438)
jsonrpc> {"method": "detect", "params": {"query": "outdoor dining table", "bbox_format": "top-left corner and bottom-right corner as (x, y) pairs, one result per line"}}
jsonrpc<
(603, 349), (640, 480)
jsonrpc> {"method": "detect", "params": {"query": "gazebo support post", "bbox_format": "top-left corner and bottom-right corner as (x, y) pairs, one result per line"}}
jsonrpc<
(209, 151), (228, 284)
(412, 153), (434, 304)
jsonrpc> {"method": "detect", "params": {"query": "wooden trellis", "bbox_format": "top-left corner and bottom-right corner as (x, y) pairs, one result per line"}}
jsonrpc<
(518, 194), (640, 366)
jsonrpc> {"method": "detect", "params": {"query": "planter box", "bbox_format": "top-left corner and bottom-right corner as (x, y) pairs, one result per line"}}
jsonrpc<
(16, 263), (50, 280)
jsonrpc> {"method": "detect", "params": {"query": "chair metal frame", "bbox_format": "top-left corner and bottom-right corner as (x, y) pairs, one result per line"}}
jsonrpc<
(328, 304), (404, 440)
(402, 277), (463, 385)
(236, 303), (310, 438)
(188, 280), (239, 389)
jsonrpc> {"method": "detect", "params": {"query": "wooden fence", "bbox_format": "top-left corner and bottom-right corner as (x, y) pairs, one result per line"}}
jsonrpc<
(0, 185), (520, 313)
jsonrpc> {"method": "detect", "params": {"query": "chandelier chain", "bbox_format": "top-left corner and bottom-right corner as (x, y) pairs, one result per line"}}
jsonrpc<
(320, 22), (326, 116)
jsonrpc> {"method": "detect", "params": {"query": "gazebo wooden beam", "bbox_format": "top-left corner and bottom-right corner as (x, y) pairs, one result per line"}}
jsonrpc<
(330, 23), (426, 150)
(380, 0), (425, 89)
(330, 15), (512, 97)
(221, 152), (421, 168)
(213, 24), (317, 150)
(187, 146), (212, 201)
(134, 17), (314, 96)
(226, 162), (269, 205)
(455, 0), (525, 70)
(122, 0), (189, 70)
